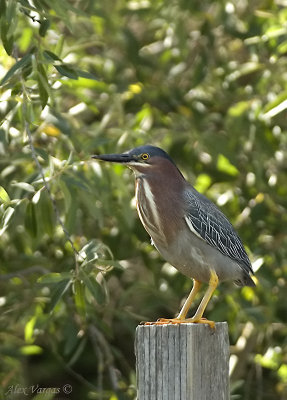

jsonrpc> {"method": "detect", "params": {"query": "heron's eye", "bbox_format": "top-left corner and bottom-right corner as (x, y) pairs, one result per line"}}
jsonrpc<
(141, 153), (149, 160)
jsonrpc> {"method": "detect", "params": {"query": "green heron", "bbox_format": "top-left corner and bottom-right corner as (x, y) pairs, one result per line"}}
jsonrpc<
(92, 145), (255, 327)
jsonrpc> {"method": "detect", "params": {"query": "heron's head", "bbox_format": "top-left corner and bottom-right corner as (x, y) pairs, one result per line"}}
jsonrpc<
(92, 145), (180, 177)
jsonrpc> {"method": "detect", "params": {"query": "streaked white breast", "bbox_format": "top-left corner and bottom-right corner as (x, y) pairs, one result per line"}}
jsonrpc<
(135, 178), (165, 244)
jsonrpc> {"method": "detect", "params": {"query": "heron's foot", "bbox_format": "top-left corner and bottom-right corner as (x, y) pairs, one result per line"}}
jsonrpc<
(143, 317), (215, 328)
(184, 317), (215, 329)
(144, 318), (184, 325)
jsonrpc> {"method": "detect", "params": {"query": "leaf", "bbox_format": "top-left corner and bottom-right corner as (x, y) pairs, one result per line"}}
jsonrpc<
(58, 181), (72, 213)
(262, 92), (287, 120)
(278, 365), (287, 381)
(20, 345), (43, 355)
(0, 207), (15, 236)
(46, 279), (72, 312)
(75, 69), (99, 80)
(228, 101), (250, 117)
(25, 202), (37, 237)
(0, 53), (32, 86)
(194, 174), (212, 193)
(277, 40), (287, 55)
(39, 18), (50, 37)
(43, 50), (62, 62)
(19, 27), (33, 52)
(81, 272), (106, 305)
(54, 64), (78, 80)
(6, 0), (16, 23)
(67, 338), (87, 367)
(38, 190), (54, 237)
(217, 154), (239, 177)
(63, 322), (79, 356)
(24, 316), (36, 344)
(96, 259), (122, 271)
(37, 272), (71, 285)
(0, 186), (10, 203)
(37, 66), (49, 108)
(23, 101), (35, 123)
(42, 125), (61, 137)
(0, 19), (14, 55)
(11, 181), (35, 192)
(0, 0), (16, 55)
(34, 148), (49, 163)
(74, 280), (86, 315)
(32, 190), (41, 204)
(79, 240), (101, 265)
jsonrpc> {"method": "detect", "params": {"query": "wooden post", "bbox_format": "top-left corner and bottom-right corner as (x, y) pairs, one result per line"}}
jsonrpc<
(135, 322), (229, 400)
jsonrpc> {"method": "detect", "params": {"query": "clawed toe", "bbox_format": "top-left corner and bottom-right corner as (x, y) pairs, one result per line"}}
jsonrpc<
(143, 317), (215, 328)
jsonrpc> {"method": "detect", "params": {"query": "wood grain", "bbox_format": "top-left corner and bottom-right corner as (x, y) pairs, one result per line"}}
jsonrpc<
(135, 322), (229, 400)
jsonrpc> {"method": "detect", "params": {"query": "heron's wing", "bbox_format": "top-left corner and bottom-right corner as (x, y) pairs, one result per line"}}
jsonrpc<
(184, 188), (253, 275)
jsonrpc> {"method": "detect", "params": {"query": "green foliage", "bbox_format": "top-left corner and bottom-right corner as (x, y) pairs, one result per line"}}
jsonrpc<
(1, 0), (287, 399)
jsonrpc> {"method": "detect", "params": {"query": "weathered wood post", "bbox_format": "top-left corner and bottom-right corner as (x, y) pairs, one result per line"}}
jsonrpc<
(135, 322), (229, 400)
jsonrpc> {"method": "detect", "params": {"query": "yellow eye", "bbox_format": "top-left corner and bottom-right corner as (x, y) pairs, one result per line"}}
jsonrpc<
(141, 153), (149, 160)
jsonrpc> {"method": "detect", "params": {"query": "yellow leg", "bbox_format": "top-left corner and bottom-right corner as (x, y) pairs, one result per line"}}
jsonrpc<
(185, 269), (218, 328)
(145, 280), (201, 325)
(177, 280), (201, 319)
(144, 270), (218, 329)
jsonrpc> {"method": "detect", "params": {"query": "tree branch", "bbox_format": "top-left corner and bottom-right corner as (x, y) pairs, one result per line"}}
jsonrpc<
(21, 78), (79, 273)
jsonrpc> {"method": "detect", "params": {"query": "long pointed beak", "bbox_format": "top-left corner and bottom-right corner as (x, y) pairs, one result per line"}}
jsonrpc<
(92, 152), (135, 163)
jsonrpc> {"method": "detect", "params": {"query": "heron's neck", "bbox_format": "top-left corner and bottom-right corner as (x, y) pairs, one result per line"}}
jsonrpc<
(134, 165), (186, 248)
(136, 164), (186, 191)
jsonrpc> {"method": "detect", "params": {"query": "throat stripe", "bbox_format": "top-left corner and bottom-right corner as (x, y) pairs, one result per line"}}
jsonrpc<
(135, 178), (164, 240)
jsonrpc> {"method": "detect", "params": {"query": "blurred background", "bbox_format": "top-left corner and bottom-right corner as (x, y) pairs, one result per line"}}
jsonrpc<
(0, 0), (287, 399)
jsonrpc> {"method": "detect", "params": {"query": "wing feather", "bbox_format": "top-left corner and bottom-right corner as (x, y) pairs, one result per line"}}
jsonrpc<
(184, 187), (253, 275)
